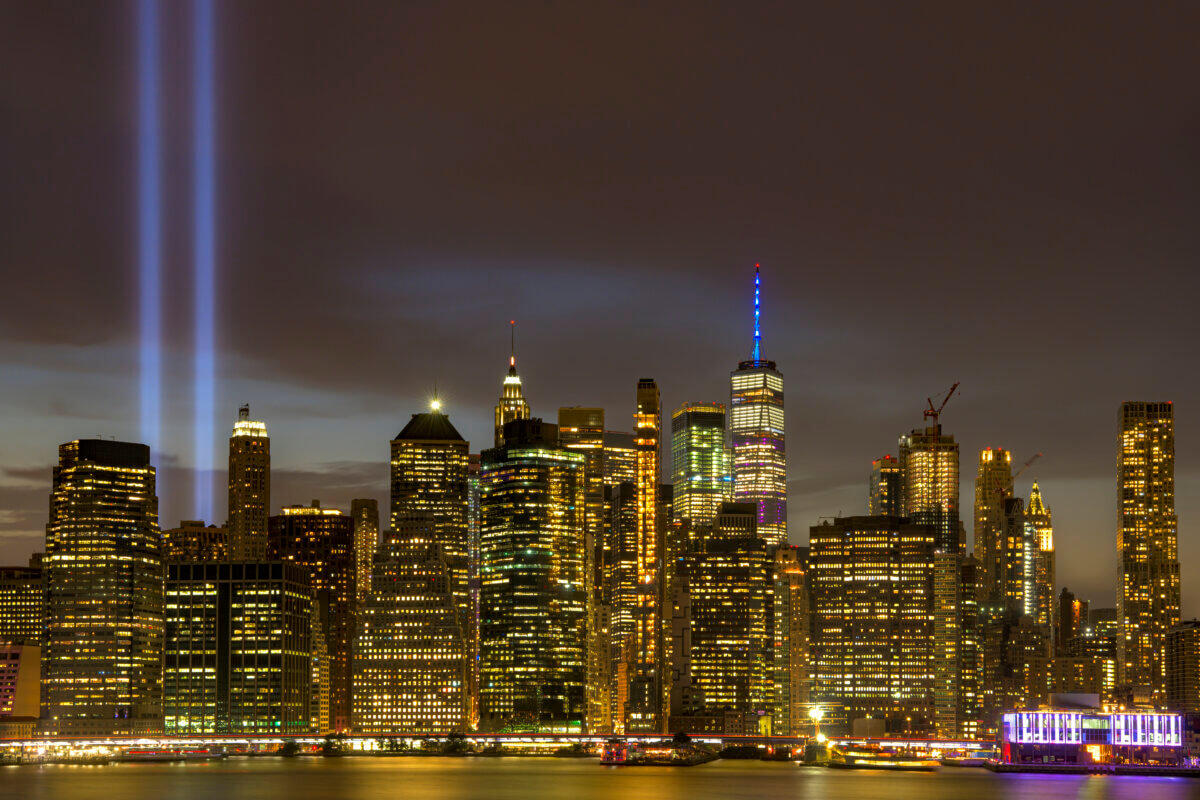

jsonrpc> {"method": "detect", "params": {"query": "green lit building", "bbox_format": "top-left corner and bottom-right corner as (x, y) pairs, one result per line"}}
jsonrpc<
(164, 562), (313, 734)
(43, 439), (163, 736)
(479, 418), (586, 732)
(671, 402), (730, 528)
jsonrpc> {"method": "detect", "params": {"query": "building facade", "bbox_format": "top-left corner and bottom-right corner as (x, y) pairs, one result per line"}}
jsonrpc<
(973, 447), (1013, 590)
(161, 520), (228, 563)
(1166, 620), (1200, 713)
(350, 498), (380, 606)
(0, 565), (42, 645)
(901, 425), (961, 554)
(43, 439), (163, 736)
(227, 405), (270, 561)
(868, 454), (902, 516)
(1117, 401), (1180, 698)
(670, 402), (730, 527)
(164, 561), (312, 734)
(268, 501), (356, 731)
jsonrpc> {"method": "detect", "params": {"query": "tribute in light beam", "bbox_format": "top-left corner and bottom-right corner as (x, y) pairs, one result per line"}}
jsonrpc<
(138, 0), (161, 463)
(193, 0), (216, 521)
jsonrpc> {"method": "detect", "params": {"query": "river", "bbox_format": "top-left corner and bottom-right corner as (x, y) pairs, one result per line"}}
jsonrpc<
(1, 757), (1196, 799)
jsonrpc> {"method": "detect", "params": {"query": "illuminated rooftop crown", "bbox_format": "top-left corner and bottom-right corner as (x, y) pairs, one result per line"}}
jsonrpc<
(231, 404), (268, 438)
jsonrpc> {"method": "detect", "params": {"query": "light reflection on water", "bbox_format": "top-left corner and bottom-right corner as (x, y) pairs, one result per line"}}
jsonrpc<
(2, 758), (1196, 800)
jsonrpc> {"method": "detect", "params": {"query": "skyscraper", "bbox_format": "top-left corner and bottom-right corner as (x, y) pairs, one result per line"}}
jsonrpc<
(353, 514), (467, 734)
(161, 519), (228, 563)
(671, 402), (730, 527)
(43, 439), (163, 735)
(350, 499), (380, 606)
(0, 563), (42, 645)
(389, 405), (472, 712)
(1117, 401), (1180, 697)
(602, 430), (638, 486)
(479, 418), (586, 731)
(164, 561), (312, 734)
(1165, 620), (1200, 713)
(772, 546), (810, 736)
(686, 503), (771, 733)
(493, 321), (531, 447)
(973, 447), (1013, 589)
(901, 420), (961, 554)
(626, 379), (663, 732)
(810, 515), (935, 735)
(227, 405), (270, 561)
(933, 553), (982, 739)
(729, 267), (787, 547)
(267, 501), (356, 731)
(1026, 481), (1055, 630)
(868, 454), (902, 515)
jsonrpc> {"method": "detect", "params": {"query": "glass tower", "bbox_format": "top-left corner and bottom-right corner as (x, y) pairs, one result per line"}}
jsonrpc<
(43, 439), (163, 735)
(729, 267), (787, 547)
(671, 402), (731, 528)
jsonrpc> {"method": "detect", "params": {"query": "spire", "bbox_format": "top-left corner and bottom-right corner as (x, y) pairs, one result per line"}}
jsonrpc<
(1028, 480), (1049, 516)
(752, 264), (762, 361)
(509, 319), (517, 371)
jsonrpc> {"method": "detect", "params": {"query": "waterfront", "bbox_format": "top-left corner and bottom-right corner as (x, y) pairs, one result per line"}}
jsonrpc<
(2, 758), (1197, 800)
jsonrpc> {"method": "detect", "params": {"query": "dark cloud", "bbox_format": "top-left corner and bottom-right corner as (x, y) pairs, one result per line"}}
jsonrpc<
(1, 2), (1198, 610)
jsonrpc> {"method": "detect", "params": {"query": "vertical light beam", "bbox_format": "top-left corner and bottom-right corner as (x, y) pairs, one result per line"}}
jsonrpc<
(138, 0), (161, 462)
(193, 0), (215, 521)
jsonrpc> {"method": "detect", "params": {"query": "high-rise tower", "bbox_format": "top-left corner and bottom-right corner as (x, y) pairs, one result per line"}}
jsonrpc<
(227, 404), (270, 561)
(625, 379), (662, 732)
(973, 447), (1013, 592)
(671, 403), (731, 528)
(900, 419), (961, 554)
(350, 499), (380, 606)
(494, 321), (531, 447)
(1117, 401), (1180, 698)
(1026, 482), (1055, 630)
(869, 454), (902, 516)
(729, 266), (787, 547)
(43, 439), (163, 735)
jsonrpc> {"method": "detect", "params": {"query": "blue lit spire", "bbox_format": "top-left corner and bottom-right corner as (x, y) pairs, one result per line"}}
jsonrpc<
(752, 263), (761, 362)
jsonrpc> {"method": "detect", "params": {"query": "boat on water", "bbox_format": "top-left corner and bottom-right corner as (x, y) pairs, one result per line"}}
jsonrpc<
(828, 743), (939, 772)
(120, 748), (227, 762)
(599, 740), (715, 767)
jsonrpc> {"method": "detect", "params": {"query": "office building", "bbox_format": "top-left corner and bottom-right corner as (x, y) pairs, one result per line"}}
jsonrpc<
(1117, 402), (1180, 698)
(1058, 588), (1089, 654)
(773, 545), (809, 736)
(0, 564), (42, 645)
(268, 501), (356, 731)
(43, 439), (163, 736)
(1026, 482), (1055, 629)
(934, 553), (983, 739)
(671, 403), (730, 527)
(997, 496), (1036, 617)
(979, 604), (1051, 736)
(810, 516), (935, 735)
(868, 454), (902, 516)
(466, 453), (482, 728)
(350, 499), (380, 606)
(729, 267), (787, 547)
(900, 423), (961, 554)
(164, 562), (313, 734)
(602, 430), (638, 486)
(479, 418), (587, 732)
(161, 520), (228, 563)
(227, 405), (270, 560)
(685, 503), (771, 733)
(973, 447), (1013, 589)
(1166, 620), (1200, 713)
(353, 514), (467, 734)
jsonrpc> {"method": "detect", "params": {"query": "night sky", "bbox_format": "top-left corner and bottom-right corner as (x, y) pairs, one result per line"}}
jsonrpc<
(2, 2), (1198, 614)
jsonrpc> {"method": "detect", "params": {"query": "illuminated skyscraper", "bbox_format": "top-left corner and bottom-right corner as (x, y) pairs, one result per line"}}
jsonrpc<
(671, 403), (731, 527)
(557, 407), (611, 733)
(389, 405), (472, 711)
(268, 501), (356, 731)
(900, 422), (961, 553)
(602, 430), (638, 486)
(227, 405), (270, 561)
(350, 499), (379, 606)
(43, 439), (163, 736)
(973, 447), (1012, 589)
(625, 379), (663, 733)
(933, 553), (982, 739)
(479, 419), (586, 731)
(353, 514), (466, 734)
(810, 516), (935, 735)
(164, 561), (312, 734)
(161, 519), (228, 563)
(1166, 620), (1200, 713)
(730, 267), (787, 547)
(686, 503), (771, 731)
(772, 546), (810, 736)
(493, 321), (531, 447)
(0, 563), (42, 646)
(1026, 482), (1055, 629)
(868, 454), (901, 516)
(1117, 401), (1180, 697)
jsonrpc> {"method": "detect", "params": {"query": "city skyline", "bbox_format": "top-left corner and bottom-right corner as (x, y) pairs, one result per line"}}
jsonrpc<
(2, 2), (1200, 622)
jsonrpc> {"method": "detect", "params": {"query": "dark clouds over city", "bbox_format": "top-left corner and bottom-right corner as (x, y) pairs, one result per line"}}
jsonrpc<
(2, 2), (1199, 612)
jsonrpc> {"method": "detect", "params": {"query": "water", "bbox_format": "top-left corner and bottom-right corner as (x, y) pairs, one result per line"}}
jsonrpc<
(2, 758), (1196, 800)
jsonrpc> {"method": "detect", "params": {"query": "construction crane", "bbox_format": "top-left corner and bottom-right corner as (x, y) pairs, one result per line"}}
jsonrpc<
(1013, 452), (1042, 482)
(923, 382), (960, 428)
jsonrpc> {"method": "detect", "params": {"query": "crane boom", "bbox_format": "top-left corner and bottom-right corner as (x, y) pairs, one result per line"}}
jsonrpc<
(1012, 452), (1042, 482)
(923, 382), (960, 427)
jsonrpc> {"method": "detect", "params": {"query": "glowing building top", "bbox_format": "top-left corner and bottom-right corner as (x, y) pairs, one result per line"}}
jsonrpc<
(494, 320), (531, 447)
(730, 265), (787, 547)
(228, 404), (270, 561)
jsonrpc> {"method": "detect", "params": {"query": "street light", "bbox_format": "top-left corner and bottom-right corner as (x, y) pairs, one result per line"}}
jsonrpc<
(809, 706), (825, 743)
